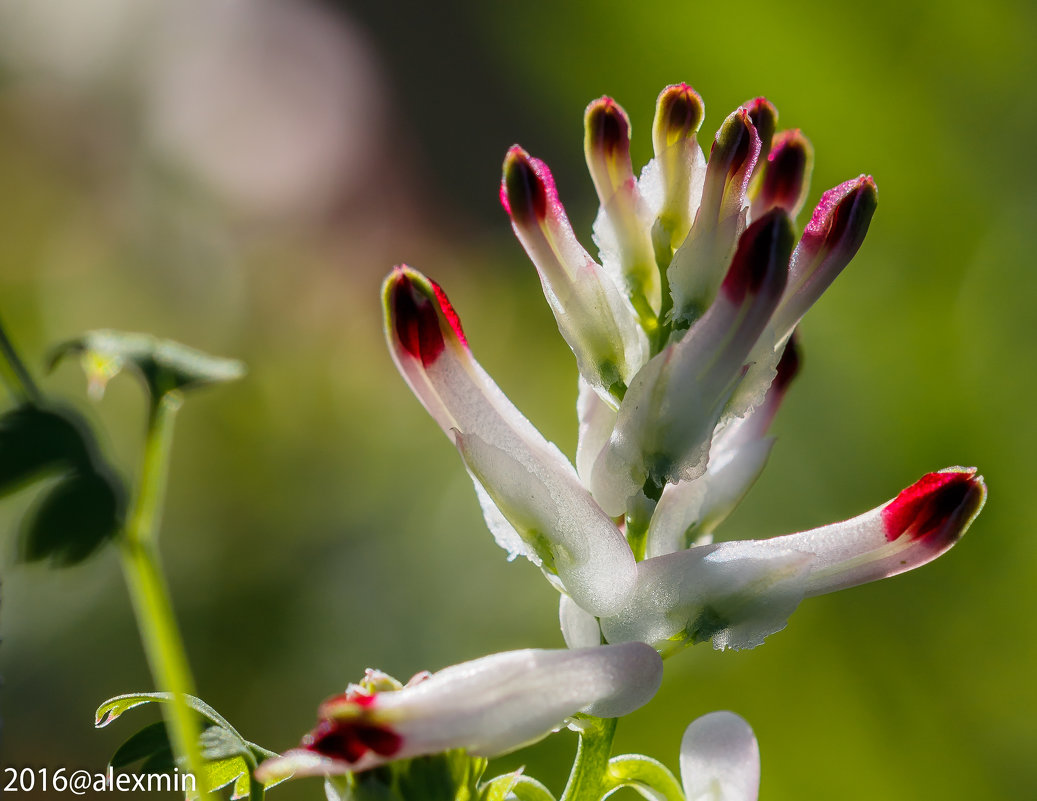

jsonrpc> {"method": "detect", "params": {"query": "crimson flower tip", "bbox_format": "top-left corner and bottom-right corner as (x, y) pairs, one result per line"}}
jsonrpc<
(585, 95), (632, 155)
(654, 83), (705, 148)
(882, 468), (986, 548)
(385, 268), (467, 367)
(501, 146), (551, 224)
(721, 209), (793, 302)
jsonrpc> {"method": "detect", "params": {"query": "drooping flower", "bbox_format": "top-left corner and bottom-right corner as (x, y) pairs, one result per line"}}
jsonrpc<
(254, 643), (662, 780)
(384, 84), (987, 655)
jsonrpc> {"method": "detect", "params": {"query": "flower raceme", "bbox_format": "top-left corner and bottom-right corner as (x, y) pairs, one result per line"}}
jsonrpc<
(384, 84), (987, 654)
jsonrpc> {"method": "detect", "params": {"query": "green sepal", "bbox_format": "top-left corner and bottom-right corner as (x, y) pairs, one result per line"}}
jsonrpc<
(50, 330), (245, 401)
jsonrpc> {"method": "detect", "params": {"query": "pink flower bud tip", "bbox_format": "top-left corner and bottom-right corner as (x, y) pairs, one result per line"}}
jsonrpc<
(882, 468), (986, 549)
(500, 145), (554, 224)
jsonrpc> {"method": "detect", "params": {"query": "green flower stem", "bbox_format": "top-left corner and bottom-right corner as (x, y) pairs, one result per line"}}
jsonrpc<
(559, 716), (618, 801)
(118, 392), (209, 795)
(0, 313), (41, 403)
(604, 754), (686, 801)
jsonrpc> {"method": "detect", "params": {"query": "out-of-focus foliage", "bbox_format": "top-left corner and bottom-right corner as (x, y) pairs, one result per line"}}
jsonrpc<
(0, 1), (1034, 799)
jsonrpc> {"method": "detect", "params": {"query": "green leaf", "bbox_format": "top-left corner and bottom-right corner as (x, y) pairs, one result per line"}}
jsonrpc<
(0, 405), (93, 495)
(96, 692), (288, 799)
(185, 755), (251, 801)
(110, 721), (172, 769)
(0, 403), (127, 566)
(20, 465), (126, 565)
(200, 725), (249, 761)
(51, 330), (246, 400)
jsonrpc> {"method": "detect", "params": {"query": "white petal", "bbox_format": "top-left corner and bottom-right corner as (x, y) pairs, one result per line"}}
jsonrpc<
(456, 429), (635, 617)
(559, 594), (602, 649)
(680, 712), (760, 801)
(576, 375), (618, 487)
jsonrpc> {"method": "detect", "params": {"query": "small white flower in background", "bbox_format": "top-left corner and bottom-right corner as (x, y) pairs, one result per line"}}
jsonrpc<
(383, 83), (987, 655)
(255, 643), (661, 780)
(680, 711), (760, 801)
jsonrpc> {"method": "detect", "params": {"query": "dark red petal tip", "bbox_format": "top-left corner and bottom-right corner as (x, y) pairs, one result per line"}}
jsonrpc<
(743, 97), (778, 158)
(388, 268), (466, 367)
(803, 175), (878, 258)
(721, 209), (793, 302)
(502, 146), (550, 224)
(585, 96), (632, 155)
(758, 130), (812, 212)
(882, 468), (986, 547)
(304, 718), (403, 764)
(655, 83), (705, 144)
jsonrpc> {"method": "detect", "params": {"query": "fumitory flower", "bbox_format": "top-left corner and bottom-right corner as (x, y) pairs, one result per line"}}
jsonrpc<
(255, 642), (661, 780)
(383, 83), (987, 655)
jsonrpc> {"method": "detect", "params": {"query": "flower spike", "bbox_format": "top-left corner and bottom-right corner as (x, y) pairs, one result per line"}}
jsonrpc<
(681, 711), (760, 801)
(590, 210), (792, 515)
(668, 107), (762, 327)
(383, 267), (636, 616)
(255, 644), (663, 779)
(500, 146), (648, 401)
(600, 468), (986, 652)
(585, 96), (661, 320)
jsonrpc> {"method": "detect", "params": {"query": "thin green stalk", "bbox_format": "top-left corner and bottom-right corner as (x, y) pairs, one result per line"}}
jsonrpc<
(118, 392), (209, 795)
(0, 313), (42, 403)
(559, 716), (618, 801)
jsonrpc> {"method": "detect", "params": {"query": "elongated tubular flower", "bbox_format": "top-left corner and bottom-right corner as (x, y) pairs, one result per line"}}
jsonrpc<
(383, 266), (636, 617)
(254, 643), (662, 779)
(501, 146), (648, 402)
(680, 711), (760, 801)
(599, 468), (987, 653)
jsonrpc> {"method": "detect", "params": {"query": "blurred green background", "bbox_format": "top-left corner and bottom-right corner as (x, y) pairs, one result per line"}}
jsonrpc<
(1, 0), (1035, 798)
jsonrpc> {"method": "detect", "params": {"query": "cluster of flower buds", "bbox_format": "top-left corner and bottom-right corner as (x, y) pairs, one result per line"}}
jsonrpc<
(384, 84), (986, 655)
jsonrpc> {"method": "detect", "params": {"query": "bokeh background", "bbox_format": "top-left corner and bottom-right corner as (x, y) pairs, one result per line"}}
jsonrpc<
(1, 0), (1035, 798)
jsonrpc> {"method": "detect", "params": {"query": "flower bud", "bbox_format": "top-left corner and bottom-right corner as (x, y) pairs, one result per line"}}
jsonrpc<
(500, 146), (649, 400)
(667, 108), (762, 325)
(585, 96), (660, 319)
(769, 175), (878, 340)
(750, 129), (814, 220)
(742, 96), (778, 164)
(651, 83), (707, 251)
